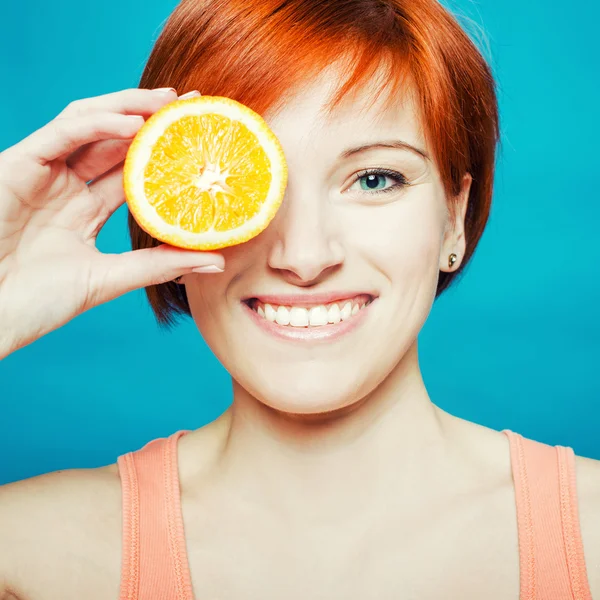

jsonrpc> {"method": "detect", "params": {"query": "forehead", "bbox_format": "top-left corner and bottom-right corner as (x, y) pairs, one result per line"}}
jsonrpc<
(264, 62), (426, 155)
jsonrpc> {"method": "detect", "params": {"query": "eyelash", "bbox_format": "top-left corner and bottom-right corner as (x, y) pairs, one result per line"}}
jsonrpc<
(351, 168), (410, 196)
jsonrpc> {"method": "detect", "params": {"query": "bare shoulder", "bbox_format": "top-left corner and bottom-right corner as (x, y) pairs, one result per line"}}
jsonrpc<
(574, 453), (600, 597)
(0, 463), (122, 600)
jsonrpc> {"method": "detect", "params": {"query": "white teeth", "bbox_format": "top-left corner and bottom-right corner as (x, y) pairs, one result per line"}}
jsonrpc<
(309, 305), (329, 326)
(289, 307), (309, 327)
(340, 302), (352, 321)
(328, 303), (341, 324)
(253, 298), (372, 327)
(265, 303), (277, 322)
(275, 305), (290, 325)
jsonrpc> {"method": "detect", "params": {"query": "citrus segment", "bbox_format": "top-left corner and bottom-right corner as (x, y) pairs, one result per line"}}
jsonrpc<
(124, 96), (288, 250)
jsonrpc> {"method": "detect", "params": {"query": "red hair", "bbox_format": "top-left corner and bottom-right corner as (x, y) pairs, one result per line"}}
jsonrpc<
(129, 0), (500, 325)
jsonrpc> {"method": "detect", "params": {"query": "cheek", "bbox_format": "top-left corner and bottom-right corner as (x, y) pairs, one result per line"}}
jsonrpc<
(186, 242), (253, 327)
(186, 276), (229, 337)
(344, 189), (445, 283)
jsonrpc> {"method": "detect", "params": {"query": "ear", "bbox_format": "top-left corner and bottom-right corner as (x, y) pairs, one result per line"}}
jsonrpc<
(439, 172), (472, 273)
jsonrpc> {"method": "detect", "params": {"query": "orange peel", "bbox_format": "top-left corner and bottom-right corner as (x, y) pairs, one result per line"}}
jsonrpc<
(124, 96), (287, 250)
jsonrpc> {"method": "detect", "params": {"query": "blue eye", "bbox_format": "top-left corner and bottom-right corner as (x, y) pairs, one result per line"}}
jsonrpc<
(354, 169), (409, 195)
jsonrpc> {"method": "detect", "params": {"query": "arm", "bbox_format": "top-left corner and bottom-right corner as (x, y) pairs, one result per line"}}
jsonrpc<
(0, 467), (123, 600)
(575, 454), (600, 597)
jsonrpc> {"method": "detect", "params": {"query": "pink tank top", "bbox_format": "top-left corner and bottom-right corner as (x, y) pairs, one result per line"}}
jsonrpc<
(116, 429), (593, 599)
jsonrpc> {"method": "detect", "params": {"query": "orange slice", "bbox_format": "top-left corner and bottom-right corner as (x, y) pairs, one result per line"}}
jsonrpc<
(123, 96), (288, 250)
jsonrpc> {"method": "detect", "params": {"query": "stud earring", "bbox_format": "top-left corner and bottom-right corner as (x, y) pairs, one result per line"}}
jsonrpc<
(448, 253), (457, 269)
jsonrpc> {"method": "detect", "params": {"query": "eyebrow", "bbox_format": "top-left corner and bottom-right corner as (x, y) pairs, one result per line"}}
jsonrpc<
(340, 140), (430, 161)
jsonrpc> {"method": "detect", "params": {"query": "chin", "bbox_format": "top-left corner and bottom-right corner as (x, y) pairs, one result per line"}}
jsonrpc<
(235, 365), (373, 417)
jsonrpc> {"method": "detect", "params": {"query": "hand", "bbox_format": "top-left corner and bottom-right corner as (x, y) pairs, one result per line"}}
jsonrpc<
(0, 88), (225, 358)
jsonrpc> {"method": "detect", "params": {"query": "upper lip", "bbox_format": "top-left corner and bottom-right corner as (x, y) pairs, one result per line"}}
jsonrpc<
(242, 292), (376, 307)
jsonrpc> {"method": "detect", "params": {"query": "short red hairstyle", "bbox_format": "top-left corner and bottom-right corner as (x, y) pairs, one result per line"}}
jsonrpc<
(129, 0), (500, 326)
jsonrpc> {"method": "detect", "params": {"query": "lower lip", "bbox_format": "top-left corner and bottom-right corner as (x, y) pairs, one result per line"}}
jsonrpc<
(242, 300), (374, 342)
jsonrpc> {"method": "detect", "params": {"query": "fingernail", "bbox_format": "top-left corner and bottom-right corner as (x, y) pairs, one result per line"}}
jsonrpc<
(153, 87), (176, 94)
(126, 115), (145, 122)
(191, 265), (224, 274)
(179, 90), (201, 100)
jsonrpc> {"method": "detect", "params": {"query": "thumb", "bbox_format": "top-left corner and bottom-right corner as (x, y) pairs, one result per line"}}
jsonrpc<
(96, 244), (225, 302)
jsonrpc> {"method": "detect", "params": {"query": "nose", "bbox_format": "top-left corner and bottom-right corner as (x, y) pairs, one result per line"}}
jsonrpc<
(267, 186), (345, 285)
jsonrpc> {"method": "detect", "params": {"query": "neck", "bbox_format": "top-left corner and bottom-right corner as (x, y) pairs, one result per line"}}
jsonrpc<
(209, 340), (460, 525)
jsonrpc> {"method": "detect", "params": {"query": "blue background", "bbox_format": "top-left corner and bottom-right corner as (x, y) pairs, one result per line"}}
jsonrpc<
(0, 0), (598, 484)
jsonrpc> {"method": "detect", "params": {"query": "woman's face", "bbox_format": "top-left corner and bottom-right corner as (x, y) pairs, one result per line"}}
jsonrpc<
(185, 67), (468, 415)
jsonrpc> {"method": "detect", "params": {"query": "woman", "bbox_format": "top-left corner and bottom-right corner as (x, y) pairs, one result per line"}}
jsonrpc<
(0, 0), (598, 598)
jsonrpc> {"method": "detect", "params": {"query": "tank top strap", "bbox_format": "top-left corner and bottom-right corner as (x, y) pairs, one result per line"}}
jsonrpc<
(502, 429), (592, 600)
(117, 430), (194, 600)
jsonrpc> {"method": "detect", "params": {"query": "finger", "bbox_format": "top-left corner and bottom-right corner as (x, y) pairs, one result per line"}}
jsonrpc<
(86, 160), (127, 223)
(18, 113), (146, 165)
(66, 90), (202, 182)
(67, 138), (131, 182)
(94, 244), (226, 303)
(58, 87), (178, 119)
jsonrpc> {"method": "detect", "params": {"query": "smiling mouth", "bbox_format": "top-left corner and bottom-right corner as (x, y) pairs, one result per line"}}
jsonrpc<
(243, 294), (375, 328)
